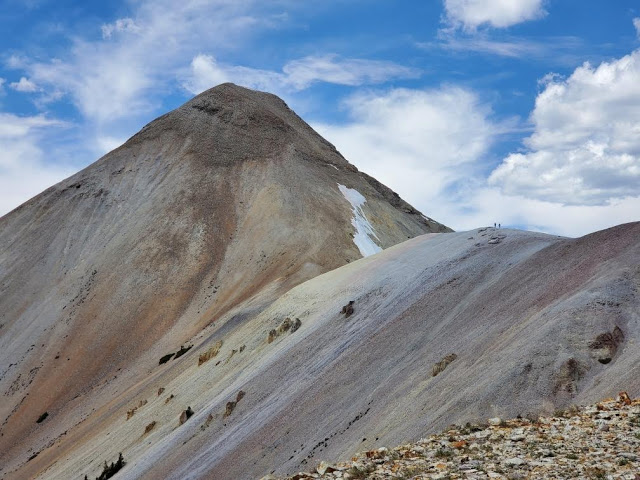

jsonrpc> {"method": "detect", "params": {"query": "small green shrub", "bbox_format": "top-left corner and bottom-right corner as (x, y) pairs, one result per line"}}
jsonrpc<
(173, 345), (192, 359)
(158, 353), (174, 365)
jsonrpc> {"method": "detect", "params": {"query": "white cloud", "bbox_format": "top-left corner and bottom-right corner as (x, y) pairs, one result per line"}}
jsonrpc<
(183, 54), (419, 95)
(96, 135), (126, 154)
(0, 78), (5, 95)
(183, 54), (282, 95)
(489, 49), (640, 206)
(313, 87), (506, 222)
(634, 18), (640, 38)
(313, 85), (638, 237)
(9, 77), (38, 92)
(15, 0), (286, 123)
(101, 17), (141, 39)
(0, 113), (73, 217)
(282, 55), (420, 90)
(444, 0), (546, 30)
(0, 113), (60, 137)
(429, 34), (582, 62)
(435, 36), (543, 57)
(441, 187), (640, 237)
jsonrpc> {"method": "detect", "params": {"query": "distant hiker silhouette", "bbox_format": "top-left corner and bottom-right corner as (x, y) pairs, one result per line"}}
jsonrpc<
(494, 223), (496, 228)
(498, 223), (501, 228)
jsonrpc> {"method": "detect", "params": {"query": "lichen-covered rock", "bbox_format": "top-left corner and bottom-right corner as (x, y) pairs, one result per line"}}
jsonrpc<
(431, 353), (457, 377)
(280, 394), (640, 480)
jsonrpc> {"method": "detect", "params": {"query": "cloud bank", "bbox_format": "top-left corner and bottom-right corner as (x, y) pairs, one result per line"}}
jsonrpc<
(444, 0), (546, 30)
(490, 50), (640, 206)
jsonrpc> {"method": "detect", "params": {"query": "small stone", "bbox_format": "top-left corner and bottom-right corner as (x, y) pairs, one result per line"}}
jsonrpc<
(504, 457), (526, 466)
(619, 452), (638, 461)
(179, 406), (194, 425)
(488, 417), (502, 426)
(316, 461), (336, 475)
(618, 391), (632, 405)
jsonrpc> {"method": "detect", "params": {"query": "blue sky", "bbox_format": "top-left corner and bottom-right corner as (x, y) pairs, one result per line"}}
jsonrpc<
(1, 0), (639, 236)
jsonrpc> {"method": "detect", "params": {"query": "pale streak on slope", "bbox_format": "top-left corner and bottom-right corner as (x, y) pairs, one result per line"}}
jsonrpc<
(338, 183), (382, 257)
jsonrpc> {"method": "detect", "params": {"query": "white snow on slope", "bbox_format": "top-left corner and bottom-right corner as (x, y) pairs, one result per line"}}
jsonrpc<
(338, 184), (382, 257)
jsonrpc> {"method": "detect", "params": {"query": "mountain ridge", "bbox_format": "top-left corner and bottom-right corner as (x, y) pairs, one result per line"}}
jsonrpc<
(0, 83), (448, 479)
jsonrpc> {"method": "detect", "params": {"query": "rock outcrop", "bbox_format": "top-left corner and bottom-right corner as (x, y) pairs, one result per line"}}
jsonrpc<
(280, 393), (640, 479)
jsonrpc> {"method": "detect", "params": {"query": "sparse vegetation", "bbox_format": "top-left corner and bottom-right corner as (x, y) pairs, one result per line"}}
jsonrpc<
(95, 453), (125, 480)
(173, 344), (192, 360)
(144, 421), (156, 434)
(432, 353), (457, 377)
(224, 401), (236, 417)
(126, 399), (147, 420)
(267, 318), (302, 343)
(159, 345), (193, 365)
(345, 464), (375, 478)
(435, 448), (454, 459)
(198, 340), (223, 366)
(341, 300), (355, 318)
(223, 390), (246, 417)
(158, 353), (174, 365)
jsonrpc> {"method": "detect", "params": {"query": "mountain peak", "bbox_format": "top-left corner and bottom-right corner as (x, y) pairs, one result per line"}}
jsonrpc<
(130, 83), (344, 170)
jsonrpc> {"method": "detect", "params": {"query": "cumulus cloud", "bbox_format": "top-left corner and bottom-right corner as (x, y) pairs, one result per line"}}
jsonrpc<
(9, 77), (38, 92)
(444, 0), (547, 30)
(313, 85), (638, 237)
(0, 113), (73, 216)
(489, 49), (640, 206)
(183, 54), (419, 95)
(313, 87), (507, 222)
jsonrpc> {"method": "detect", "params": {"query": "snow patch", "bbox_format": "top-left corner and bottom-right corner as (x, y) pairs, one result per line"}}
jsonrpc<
(338, 184), (382, 257)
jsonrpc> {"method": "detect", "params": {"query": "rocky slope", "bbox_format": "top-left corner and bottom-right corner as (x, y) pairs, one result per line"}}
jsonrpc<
(1, 84), (638, 480)
(0, 84), (447, 479)
(278, 393), (640, 479)
(4, 222), (634, 480)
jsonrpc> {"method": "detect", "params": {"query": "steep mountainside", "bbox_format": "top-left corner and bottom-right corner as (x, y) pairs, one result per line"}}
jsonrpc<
(0, 84), (448, 479)
(104, 223), (636, 480)
(4, 218), (638, 479)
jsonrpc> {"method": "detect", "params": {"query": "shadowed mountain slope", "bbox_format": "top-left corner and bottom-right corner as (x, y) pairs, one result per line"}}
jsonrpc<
(0, 84), (448, 479)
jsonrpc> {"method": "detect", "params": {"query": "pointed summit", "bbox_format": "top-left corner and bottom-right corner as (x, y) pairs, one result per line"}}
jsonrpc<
(0, 84), (448, 477)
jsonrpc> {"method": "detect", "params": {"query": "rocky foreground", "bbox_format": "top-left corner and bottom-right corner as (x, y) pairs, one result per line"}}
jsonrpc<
(275, 393), (640, 480)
